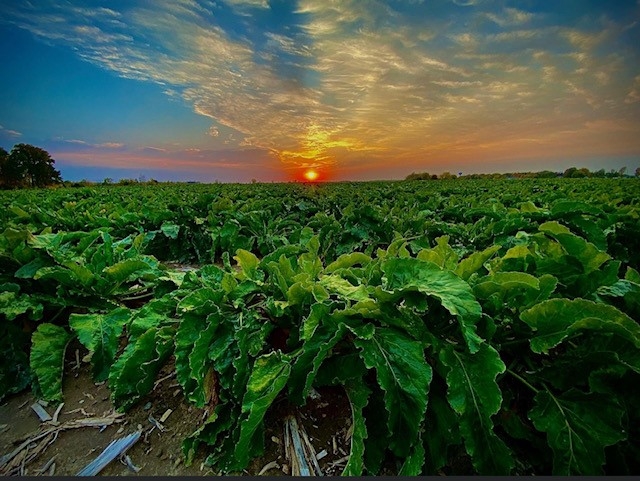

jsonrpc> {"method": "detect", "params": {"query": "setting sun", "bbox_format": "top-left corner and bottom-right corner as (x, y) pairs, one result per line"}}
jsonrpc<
(303, 169), (319, 181)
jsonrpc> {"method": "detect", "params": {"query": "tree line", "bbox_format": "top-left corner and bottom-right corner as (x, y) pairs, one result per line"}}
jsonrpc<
(0, 144), (62, 189)
(406, 166), (640, 181)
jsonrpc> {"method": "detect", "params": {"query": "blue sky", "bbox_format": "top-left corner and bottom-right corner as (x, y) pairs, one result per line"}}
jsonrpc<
(1, 0), (639, 182)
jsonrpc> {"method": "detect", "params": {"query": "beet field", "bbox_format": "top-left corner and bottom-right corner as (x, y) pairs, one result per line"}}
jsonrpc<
(1, 178), (639, 475)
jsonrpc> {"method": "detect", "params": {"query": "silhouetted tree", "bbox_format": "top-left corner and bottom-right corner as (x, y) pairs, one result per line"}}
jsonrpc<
(405, 172), (433, 181)
(0, 147), (8, 187)
(1, 144), (62, 188)
(440, 171), (457, 180)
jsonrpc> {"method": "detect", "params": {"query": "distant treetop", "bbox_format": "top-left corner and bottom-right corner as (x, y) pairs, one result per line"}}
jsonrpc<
(0, 143), (62, 189)
(405, 166), (637, 180)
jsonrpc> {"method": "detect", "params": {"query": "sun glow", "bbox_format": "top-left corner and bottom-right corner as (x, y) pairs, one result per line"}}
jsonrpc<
(303, 169), (319, 181)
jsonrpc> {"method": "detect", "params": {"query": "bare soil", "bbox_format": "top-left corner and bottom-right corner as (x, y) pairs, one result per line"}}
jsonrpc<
(0, 340), (353, 477)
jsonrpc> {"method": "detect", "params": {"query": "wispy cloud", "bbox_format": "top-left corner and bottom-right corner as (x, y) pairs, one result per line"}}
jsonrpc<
(485, 8), (535, 27)
(59, 138), (124, 149)
(0, 125), (22, 138)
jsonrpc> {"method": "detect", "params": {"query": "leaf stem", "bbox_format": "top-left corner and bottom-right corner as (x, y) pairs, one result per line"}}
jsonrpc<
(119, 292), (153, 301)
(506, 369), (539, 394)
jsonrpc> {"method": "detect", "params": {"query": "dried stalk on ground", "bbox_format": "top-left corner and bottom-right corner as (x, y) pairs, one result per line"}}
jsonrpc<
(0, 413), (124, 476)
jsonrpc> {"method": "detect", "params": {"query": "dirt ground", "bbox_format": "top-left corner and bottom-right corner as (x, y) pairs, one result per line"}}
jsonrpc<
(0, 339), (354, 477)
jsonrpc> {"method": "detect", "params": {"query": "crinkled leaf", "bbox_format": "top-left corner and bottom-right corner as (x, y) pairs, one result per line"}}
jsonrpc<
(301, 301), (330, 341)
(289, 321), (347, 405)
(381, 257), (483, 353)
(313, 360), (371, 477)
(109, 325), (175, 410)
(30, 323), (73, 402)
(529, 390), (625, 474)
(354, 327), (432, 457)
(340, 381), (371, 476)
(68, 307), (131, 381)
(233, 351), (291, 470)
(175, 310), (221, 407)
(0, 291), (43, 320)
(439, 343), (513, 475)
(128, 296), (177, 339)
(183, 403), (237, 467)
(177, 287), (224, 315)
(319, 274), (369, 301)
(33, 266), (75, 286)
(520, 298), (640, 354)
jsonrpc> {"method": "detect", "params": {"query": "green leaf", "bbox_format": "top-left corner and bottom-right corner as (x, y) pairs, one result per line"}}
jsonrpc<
(597, 279), (640, 316)
(289, 321), (347, 405)
(234, 249), (262, 282)
(0, 291), (43, 320)
(341, 381), (371, 476)
(109, 325), (175, 410)
(233, 351), (291, 470)
(625, 266), (640, 284)
(520, 298), (640, 354)
(68, 307), (131, 381)
(177, 287), (224, 315)
(14, 257), (49, 278)
(539, 221), (610, 274)
(550, 200), (603, 217)
(319, 274), (370, 302)
(424, 382), (462, 473)
(175, 310), (222, 407)
(381, 257), (483, 353)
(398, 431), (426, 475)
(160, 221), (180, 239)
(417, 235), (459, 270)
(528, 390), (625, 474)
(30, 323), (73, 402)
(128, 296), (177, 339)
(324, 252), (372, 274)
(439, 343), (513, 475)
(474, 272), (557, 309)
(354, 327), (432, 457)
(455, 245), (501, 281)
(61, 260), (95, 286)
(103, 258), (157, 284)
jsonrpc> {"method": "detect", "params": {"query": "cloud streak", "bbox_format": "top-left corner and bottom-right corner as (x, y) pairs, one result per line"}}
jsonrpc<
(0, 125), (22, 138)
(1, 0), (639, 177)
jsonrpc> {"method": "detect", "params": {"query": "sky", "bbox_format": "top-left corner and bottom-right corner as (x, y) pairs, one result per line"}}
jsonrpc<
(1, 0), (639, 183)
